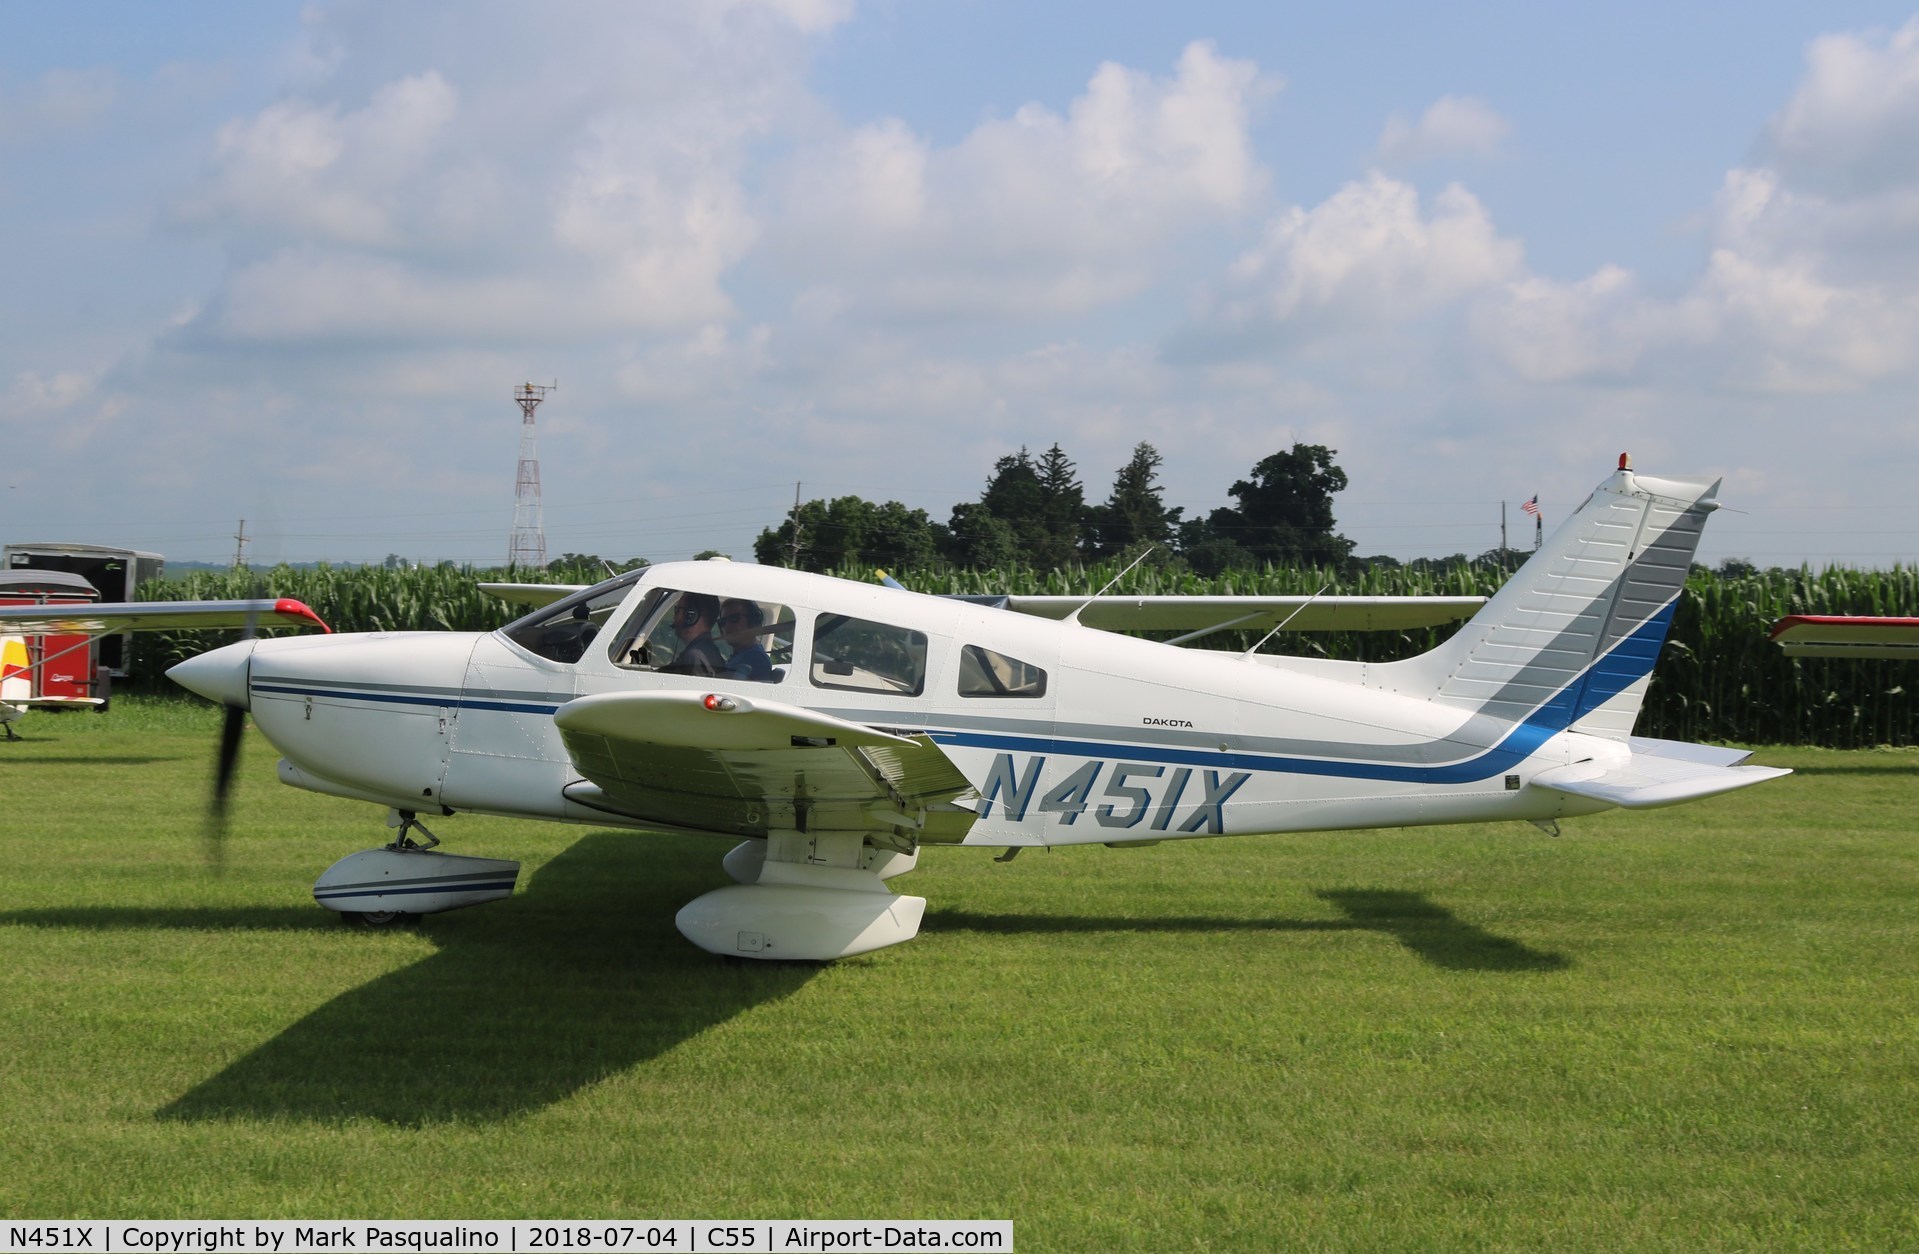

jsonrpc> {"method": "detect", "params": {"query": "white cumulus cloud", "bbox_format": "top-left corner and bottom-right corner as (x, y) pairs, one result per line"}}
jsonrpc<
(1376, 95), (1510, 165)
(773, 40), (1278, 320)
(1181, 173), (1523, 350)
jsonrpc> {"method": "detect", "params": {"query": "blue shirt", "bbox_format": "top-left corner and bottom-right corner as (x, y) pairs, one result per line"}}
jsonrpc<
(722, 642), (774, 681)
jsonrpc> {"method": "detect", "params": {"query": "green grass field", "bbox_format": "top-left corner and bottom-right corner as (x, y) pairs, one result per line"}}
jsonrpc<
(2, 698), (1915, 1249)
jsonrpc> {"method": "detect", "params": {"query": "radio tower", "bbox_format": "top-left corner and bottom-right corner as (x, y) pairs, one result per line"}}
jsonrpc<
(507, 381), (554, 571)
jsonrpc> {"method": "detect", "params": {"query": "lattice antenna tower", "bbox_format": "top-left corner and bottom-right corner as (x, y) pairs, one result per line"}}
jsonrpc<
(507, 381), (555, 571)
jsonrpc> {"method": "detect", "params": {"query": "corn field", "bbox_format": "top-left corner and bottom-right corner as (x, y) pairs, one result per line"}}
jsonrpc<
(128, 561), (1919, 748)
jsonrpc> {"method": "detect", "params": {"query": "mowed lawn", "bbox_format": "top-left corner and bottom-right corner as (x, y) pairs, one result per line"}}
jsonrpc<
(1, 698), (1915, 1248)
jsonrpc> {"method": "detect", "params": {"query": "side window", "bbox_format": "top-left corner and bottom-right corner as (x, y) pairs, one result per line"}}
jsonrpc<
(499, 570), (646, 664)
(957, 644), (1047, 697)
(811, 613), (926, 696)
(609, 589), (795, 683)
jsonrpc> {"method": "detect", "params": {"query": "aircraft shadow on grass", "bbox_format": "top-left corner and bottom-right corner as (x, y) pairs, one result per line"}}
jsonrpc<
(928, 888), (1570, 974)
(2, 832), (817, 1127)
(3, 853), (1561, 1126)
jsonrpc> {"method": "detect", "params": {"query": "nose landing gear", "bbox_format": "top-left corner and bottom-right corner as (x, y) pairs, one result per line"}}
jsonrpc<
(314, 808), (521, 928)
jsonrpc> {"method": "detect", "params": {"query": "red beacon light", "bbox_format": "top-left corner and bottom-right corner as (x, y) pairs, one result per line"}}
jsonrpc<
(702, 693), (738, 712)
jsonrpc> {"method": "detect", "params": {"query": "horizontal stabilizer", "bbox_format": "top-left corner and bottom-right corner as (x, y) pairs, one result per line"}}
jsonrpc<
(1532, 746), (1790, 810)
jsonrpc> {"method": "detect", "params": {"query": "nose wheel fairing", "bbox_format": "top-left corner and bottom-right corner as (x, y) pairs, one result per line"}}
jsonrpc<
(312, 809), (521, 919)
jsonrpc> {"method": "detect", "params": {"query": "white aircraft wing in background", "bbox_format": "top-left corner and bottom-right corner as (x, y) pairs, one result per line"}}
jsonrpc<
(976, 593), (1485, 634)
(0, 598), (330, 637)
(1770, 615), (1919, 659)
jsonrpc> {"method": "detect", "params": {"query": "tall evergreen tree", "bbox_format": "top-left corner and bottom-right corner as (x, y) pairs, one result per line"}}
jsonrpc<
(945, 444), (1087, 570)
(1085, 442), (1181, 559)
(1031, 443), (1086, 569)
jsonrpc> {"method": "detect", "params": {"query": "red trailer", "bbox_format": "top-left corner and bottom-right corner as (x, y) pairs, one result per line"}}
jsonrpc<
(0, 569), (106, 710)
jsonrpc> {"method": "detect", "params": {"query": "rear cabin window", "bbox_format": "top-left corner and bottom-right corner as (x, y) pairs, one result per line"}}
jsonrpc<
(810, 613), (926, 696)
(957, 644), (1047, 697)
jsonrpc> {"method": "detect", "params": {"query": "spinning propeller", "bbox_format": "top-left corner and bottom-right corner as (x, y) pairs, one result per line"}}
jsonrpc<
(203, 601), (263, 867)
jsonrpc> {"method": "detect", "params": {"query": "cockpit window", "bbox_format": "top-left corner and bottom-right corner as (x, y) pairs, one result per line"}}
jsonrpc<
(499, 569), (647, 664)
(608, 588), (794, 682)
(810, 613), (926, 696)
(957, 644), (1047, 697)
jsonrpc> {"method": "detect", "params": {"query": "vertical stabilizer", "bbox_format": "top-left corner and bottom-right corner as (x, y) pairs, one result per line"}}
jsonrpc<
(1380, 464), (1719, 742)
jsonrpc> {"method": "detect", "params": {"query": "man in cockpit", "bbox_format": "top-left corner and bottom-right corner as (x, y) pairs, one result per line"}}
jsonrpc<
(662, 593), (724, 675)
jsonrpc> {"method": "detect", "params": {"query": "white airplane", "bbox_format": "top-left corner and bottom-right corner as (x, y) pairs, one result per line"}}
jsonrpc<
(144, 458), (1787, 960)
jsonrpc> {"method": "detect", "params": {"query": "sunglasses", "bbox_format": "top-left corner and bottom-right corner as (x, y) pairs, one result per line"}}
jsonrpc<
(718, 613), (751, 627)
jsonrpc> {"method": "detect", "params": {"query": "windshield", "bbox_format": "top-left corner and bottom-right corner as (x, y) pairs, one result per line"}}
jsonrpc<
(498, 569), (648, 663)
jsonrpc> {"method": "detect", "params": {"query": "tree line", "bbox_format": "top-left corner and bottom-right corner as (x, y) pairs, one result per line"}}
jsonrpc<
(753, 442), (1368, 576)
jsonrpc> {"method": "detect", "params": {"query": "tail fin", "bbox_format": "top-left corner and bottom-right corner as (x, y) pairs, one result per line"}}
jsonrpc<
(1381, 462), (1719, 742)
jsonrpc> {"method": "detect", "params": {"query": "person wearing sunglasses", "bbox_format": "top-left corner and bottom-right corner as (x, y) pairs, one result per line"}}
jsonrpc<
(661, 592), (725, 676)
(718, 598), (774, 682)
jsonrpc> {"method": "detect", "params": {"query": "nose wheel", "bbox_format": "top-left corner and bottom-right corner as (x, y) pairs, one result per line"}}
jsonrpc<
(340, 907), (418, 929)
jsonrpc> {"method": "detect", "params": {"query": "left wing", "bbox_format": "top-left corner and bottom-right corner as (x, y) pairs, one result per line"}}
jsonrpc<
(0, 599), (330, 636)
(1770, 615), (1919, 659)
(972, 594), (1486, 634)
(552, 690), (976, 846)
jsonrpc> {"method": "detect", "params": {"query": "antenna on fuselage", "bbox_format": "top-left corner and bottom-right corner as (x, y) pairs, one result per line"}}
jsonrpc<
(1064, 546), (1157, 625)
(1238, 582), (1331, 660)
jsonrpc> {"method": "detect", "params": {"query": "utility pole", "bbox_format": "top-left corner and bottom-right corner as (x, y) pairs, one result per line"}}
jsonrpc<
(230, 520), (249, 570)
(787, 482), (803, 568)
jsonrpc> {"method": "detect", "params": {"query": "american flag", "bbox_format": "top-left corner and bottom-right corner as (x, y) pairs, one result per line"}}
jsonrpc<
(1520, 495), (1540, 517)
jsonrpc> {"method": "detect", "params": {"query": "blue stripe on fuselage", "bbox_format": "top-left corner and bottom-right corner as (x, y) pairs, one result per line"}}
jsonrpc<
(250, 681), (566, 716)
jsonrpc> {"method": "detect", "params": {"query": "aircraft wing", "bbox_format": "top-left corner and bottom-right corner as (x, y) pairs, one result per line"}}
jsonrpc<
(478, 582), (586, 608)
(970, 594), (1486, 633)
(0, 599), (330, 635)
(552, 690), (976, 843)
(1530, 738), (1790, 810)
(1770, 615), (1919, 659)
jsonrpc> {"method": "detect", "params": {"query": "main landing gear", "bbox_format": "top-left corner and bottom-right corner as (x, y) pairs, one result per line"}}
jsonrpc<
(312, 808), (521, 928)
(677, 830), (925, 961)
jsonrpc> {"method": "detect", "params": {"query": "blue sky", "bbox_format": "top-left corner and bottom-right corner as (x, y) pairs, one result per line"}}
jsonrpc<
(5, 1), (1919, 568)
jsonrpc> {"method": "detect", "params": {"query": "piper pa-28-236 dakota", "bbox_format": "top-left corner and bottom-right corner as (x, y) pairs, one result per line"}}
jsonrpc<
(133, 458), (1786, 960)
